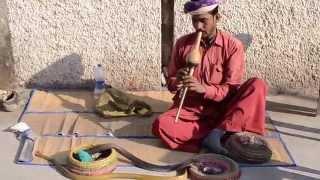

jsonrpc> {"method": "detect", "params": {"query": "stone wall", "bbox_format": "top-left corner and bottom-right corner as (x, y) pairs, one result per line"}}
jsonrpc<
(6, 0), (161, 90)
(3, 0), (319, 96)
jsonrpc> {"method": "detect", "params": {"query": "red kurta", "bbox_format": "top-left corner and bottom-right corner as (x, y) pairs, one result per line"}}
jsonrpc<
(153, 30), (267, 153)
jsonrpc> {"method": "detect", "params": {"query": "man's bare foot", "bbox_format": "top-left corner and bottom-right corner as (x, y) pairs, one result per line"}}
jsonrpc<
(202, 129), (229, 155)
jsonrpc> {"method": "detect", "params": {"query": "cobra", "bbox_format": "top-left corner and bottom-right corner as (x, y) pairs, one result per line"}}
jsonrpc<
(36, 143), (241, 180)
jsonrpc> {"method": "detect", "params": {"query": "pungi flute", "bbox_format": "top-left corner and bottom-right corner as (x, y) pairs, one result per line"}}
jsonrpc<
(175, 31), (202, 123)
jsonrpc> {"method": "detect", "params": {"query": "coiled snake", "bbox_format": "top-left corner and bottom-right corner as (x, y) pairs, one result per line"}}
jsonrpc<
(36, 143), (240, 180)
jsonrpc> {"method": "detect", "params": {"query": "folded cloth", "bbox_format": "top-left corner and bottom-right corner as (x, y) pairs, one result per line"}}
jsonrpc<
(223, 132), (272, 164)
(95, 87), (153, 118)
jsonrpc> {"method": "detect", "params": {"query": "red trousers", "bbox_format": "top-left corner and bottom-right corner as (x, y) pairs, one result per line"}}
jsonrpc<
(152, 78), (267, 153)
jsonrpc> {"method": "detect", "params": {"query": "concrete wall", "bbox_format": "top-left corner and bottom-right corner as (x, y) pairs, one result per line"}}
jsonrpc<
(175, 0), (320, 97)
(6, 0), (161, 90)
(3, 0), (319, 96)
(0, 0), (15, 90)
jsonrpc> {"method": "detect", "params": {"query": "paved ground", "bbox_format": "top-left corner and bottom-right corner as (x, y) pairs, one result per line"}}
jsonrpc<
(0, 93), (319, 180)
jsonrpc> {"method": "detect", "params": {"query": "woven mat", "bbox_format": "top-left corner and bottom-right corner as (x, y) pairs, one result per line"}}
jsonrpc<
(16, 90), (295, 168)
(21, 135), (292, 168)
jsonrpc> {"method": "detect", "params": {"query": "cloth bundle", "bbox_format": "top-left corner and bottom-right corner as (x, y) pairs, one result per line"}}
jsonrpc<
(95, 87), (153, 118)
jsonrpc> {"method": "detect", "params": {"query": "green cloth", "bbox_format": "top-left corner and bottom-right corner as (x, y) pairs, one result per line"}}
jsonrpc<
(77, 150), (93, 162)
(95, 87), (153, 118)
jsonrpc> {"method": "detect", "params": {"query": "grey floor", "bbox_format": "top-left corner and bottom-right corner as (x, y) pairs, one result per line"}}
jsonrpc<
(0, 94), (319, 180)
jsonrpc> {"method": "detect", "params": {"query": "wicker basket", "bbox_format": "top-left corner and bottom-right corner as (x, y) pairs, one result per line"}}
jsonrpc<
(188, 154), (240, 180)
(68, 144), (118, 176)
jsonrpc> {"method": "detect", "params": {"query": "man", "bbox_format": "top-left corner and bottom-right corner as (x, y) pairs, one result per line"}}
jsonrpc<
(153, 0), (267, 154)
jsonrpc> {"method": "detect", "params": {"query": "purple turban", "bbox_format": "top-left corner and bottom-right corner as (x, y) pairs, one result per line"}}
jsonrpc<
(184, 0), (221, 15)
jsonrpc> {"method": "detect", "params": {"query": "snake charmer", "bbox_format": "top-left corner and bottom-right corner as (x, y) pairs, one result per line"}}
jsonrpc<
(153, 0), (268, 154)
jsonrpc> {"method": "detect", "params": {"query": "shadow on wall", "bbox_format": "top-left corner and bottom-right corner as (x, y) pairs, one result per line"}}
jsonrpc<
(0, 34), (14, 89)
(234, 33), (253, 51)
(27, 53), (92, 89)
(0, 0), (15, 89)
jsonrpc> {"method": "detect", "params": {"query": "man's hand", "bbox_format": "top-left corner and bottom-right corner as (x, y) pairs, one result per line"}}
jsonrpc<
(176, 67), (189, 90)
(176, 68), (189, 81)
(182, 75), (206, 94)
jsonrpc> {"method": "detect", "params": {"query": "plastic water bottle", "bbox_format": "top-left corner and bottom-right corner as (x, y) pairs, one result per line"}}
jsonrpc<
(94, 64), (106, 96)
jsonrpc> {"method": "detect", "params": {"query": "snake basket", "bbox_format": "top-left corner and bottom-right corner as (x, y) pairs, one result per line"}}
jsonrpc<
(224, 132), (272, 164)
(188, 154), (241, 180)
(68, 144), (118, 176)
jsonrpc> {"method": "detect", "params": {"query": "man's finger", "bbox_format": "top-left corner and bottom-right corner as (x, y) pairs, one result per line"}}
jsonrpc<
(176, 83), (183, 89)
(188, 86), (196, 91)
(183, 77), (197, 84)
(180, 71), (189, 77)
(188, 84), (200, 90)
